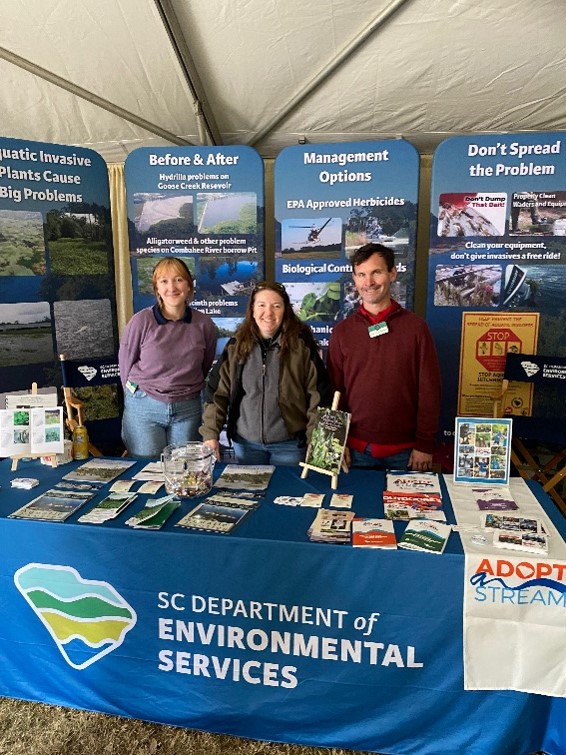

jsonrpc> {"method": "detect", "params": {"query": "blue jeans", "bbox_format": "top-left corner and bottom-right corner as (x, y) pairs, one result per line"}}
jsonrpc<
(122, 390), (202, 458)
(349, 445), (412, 471)
(232, 435), (306, 466)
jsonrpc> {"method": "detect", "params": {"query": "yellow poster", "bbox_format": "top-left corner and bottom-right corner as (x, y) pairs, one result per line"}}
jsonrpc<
(458, 312), (539, 417)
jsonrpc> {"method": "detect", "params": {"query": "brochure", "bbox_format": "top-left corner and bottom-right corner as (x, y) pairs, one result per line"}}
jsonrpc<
(481, 513), (543, 535)
(63, 458), (136, 484)
(352, 518), (397, 548)
(398, 519), (451, 554)
(493, 530), (548, 555)
(0, 406), (64, 457)
(9, 488), (96, 522)
(386, 471), (442, 495)
(125, 497), (180, 529)
(78, 492), (138, 524)
(472, 486), (518, 511)
(175, 501), (251, 534)
(383, 502), (447, 522)
(214, 464), (275, 492)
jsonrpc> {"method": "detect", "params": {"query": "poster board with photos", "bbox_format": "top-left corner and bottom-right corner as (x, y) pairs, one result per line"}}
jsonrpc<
(454, 416), (512, 485)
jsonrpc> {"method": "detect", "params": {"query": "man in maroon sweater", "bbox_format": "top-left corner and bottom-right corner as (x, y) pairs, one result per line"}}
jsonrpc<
(327, 243), (441, 472)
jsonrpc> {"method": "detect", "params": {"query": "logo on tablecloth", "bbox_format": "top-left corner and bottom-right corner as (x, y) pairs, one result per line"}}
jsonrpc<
(14, 563), (137, 670)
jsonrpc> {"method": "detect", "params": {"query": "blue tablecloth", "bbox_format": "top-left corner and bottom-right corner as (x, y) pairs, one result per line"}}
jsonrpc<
(0, 457), (564, 755)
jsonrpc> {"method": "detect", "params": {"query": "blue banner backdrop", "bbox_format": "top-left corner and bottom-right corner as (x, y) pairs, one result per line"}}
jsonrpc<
(274, 140), (419, 348)
(124, 147), (264, 354)
(426, 132), (566, 438)
(0, 137), (117, 393)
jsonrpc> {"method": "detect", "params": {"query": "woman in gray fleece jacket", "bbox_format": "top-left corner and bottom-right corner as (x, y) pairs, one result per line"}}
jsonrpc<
(200, 281), (331, 466)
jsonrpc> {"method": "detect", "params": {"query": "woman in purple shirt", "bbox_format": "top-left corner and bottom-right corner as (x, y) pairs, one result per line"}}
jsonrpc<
(119, 257), (217, 457)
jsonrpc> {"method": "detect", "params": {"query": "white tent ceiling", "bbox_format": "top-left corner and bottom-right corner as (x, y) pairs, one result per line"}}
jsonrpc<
(1, 0), (565, 164)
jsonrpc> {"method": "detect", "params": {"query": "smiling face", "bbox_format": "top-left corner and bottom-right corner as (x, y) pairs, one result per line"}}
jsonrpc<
(352, 252), (397, 314)
(154, 264), (191, 318)
(253, 289), (285, 338)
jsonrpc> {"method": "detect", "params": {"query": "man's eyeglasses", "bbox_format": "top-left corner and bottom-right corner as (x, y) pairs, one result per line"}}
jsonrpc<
(254, 281), (286, 292)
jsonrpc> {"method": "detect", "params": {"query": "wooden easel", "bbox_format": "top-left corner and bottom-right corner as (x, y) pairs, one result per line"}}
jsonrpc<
(10, 383), (58, 472)
(299, 392), (349, 490)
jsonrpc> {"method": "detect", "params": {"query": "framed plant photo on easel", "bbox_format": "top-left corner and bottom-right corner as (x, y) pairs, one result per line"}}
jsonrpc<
(454, 417), (512, 485)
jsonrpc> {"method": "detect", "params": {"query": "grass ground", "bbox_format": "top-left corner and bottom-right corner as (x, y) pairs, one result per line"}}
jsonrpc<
(0, 698), (375, 755)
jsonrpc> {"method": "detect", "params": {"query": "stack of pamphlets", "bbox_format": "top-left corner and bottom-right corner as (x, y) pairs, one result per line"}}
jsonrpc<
(398, 519), (452, 554)
(352, 518), (397, 549)
(125, 495), (180, 530)
(9, 487), (96, 522)
(63, 458), (135, 484)
(214, 464), (275, 492)
(78, 492), (138, 524)
(384, 471), (444, 520)
(307, 509), (355, 544)
(481, 513), (548, 554)
(11, 477), (39, 489)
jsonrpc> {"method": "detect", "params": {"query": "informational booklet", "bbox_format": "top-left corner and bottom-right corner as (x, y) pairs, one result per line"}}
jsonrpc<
(383, 502), (447, 522)
(63, 458), (136, 484)
(383, 490), (442, 509)
(9, 488), (96, 522)
(304, 407), (350, 474)
(472, 486), (518, 511)
(214, 464), (275, 492)
(0, 406), (64, 457)
(398, 519), (451, 554)
(125, 497), (180, 529)
(201, 491), (260, 508)
(352, 518), (397, 549)
(386, 471), (442, 495)
(175, 501), (251, 534)
(78, 492), (138, 524)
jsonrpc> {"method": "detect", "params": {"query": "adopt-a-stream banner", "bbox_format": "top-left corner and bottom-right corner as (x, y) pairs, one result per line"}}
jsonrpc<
(446, 475), (566, 698)
(0, 136), (117, 394)
(427, 132), (566, 438)
(124, 147), (264, 354)
(274, 140), (419, 348)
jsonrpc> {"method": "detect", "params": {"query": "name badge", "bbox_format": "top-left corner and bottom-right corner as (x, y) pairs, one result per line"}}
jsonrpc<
(368, 322), (389, 338)
(126, 379), (138, 394)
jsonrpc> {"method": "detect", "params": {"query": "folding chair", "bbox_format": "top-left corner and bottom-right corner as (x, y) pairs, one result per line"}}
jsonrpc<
(59, 354), (125, 457)
(495, 353), (566, 515)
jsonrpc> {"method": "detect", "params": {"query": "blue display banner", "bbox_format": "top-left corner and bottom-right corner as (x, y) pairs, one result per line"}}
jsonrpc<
(124, 147), (264, 352)
(0, 136), (116, 392)
(427, 132), (566, 437)
(0, 460), (561, 755)
(274, 140), (419, 348)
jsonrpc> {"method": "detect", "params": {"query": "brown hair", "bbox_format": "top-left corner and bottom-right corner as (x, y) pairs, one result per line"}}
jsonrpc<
(234, 281), (309, 361)
(351, 243), (396, 272)
(152, 257), (194, 310)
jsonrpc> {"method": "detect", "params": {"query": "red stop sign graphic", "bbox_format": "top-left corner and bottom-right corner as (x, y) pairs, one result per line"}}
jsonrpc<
(476, 329), (522, 371)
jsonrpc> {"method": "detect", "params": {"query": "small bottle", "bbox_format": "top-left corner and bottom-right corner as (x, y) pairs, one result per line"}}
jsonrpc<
(72, 425), (89, 460)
